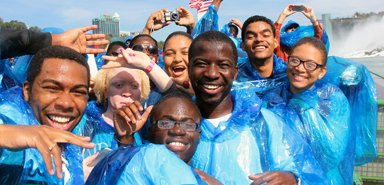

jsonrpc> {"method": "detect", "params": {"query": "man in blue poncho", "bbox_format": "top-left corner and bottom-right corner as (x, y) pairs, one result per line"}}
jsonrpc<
(86, 91), (221, 185)
(0, 46), (91, 184)
(187, 31), (325, 184)
(234, 15), (288, 98)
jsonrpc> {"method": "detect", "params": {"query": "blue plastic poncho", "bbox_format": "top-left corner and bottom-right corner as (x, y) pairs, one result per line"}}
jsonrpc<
(0, 55), (32, 91)
(86, 144), (205, 185)
(234, 55), (288, 98)
(191, 4), (219, 38)
(0, 87), (84, 184)
(317, 56), (378, 165)
(280, 20), (330, 53)
(190, 88), (326, 184)
(264, 83), (355, 184)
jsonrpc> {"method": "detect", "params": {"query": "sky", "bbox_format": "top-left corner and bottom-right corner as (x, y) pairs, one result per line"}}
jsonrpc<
(0, 0), (383, 41)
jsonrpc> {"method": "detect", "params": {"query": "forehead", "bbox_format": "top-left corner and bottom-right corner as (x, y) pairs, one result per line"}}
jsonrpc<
(154, 97), (199, 119)
(165, 35), (192, 49)
(38, 58), (88, 84)
(192, 40), (235, 62)
(131, 36), (156, 46)
(107, 68), (142, 82)
(291, 44), (324, 63)
(245, 21), (273, 33)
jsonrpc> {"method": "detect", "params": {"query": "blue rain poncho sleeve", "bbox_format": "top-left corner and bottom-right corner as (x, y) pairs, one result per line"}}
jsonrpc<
(190, 88), (325, 184)
(0, 87), (84, 184)
(86, 144), (204, 185)
(191, 4), (219, 38)
(287, 83), (354, 184)
(318, 56), (378, 165)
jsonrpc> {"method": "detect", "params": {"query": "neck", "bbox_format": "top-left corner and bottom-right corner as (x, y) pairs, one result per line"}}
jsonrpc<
(102, 108), (115, 127)
(250, 57), (274, 78)
(196, 95), (233, 119)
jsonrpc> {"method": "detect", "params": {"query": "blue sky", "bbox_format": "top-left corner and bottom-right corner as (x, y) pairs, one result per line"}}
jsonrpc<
(0, 0), (382, 40)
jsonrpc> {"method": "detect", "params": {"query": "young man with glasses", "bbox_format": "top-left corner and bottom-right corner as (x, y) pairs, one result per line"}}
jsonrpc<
(86, 91), (221, 184)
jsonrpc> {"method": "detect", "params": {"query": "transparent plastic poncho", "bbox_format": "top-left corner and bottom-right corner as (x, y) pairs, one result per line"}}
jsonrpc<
(317, 56), (378, 165)
(0, 87), (84, 184)
(234, 55), (288, 98)
(86, 144), (205, 185)
(191, 4), (219, 38)
(190, 88), (326, 184)
(264, 83), (355, 184)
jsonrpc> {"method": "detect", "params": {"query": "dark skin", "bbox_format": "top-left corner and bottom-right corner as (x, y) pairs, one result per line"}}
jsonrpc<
(112, 98), (222, 185)
(189, 39), (297, 184)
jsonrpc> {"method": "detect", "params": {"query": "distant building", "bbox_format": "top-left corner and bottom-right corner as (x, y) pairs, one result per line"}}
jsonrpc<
(92, 13), (120, 37)
(119, 31), (140, 38)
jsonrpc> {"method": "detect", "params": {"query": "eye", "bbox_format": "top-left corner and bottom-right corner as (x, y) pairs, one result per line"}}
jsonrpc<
(305, 62), (317, 70)
(112, 82), (124, 89)
(193, 60), (207, 68)
(73, 89), (88, 96)
(42, 85), (60, 91)
(164, 51), (175, 57)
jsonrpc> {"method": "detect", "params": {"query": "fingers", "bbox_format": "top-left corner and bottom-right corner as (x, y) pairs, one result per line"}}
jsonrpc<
(51, 144), (63, 179)
(80, 25), (98, 33)
(249, 173), (266, 185)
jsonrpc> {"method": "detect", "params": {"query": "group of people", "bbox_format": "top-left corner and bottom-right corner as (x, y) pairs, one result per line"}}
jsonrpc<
(0, 1), (378, 184)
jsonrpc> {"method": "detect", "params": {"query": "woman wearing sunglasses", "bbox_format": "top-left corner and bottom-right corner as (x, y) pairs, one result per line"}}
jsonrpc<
(264, 37), (354, 184)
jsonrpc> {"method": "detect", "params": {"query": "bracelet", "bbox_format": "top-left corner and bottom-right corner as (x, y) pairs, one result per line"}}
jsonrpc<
(144, 60), (156, 73)
(114, 134), (132, 146)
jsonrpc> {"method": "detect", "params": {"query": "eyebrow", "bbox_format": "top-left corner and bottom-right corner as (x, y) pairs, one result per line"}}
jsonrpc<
(41, 79), (88, 89)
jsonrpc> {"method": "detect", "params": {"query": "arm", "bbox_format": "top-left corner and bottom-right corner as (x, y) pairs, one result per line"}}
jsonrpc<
(102, 48), (173, 92)
(212, 0), (223, 11)
(249, 171), (297, 185)
(0, 25), (108, 59)
(142, 9), (172, 35)
(0, 125), (94, 178)
(175, 7), (196, 34)
(274, 5), (297, 61)
(301, 5), (323, 39)
(230, 18), (243, 29)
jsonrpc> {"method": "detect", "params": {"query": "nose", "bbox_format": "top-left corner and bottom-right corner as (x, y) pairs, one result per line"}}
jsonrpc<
(204, 64), (220, 79)
(121, 89), (132, 97)
(54, 93), (75, 113)
(173, 52), (183, 64)
(168, 123), (187, 136)
(294, 61), (306, 72)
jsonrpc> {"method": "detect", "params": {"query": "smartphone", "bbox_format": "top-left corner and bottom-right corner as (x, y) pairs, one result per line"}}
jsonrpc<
(87, 148), (112, 167)
(291, 5), (306, 12)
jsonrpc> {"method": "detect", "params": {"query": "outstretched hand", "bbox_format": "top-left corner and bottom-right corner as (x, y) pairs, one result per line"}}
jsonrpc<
(113, 101), (153, 145)
(51, 25), (109, 54)
(249, 171), (297, 185)
(175, 7), (195, 30)
(0, 125), (95, 179)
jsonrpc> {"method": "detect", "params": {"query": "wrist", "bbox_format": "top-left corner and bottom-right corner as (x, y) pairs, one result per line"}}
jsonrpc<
(144, 60), (156, 73)
(114, 133), (134, 146)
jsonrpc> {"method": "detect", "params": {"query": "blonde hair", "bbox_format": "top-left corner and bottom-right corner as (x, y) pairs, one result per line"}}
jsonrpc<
(93, 68), (150, 107)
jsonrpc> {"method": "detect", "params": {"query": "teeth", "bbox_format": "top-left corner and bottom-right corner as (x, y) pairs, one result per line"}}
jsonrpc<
(169, 142), (185, 147)
(255, 46), (266, 49)
(49, 115), (70, 123)
(203, 84), (220, 90)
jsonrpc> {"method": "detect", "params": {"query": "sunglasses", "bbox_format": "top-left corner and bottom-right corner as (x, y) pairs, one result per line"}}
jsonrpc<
(131, 44), (158, 55)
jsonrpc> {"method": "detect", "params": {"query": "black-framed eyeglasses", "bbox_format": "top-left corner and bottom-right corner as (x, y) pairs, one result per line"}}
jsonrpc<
(288, 56), (324, 71)
(131, 44), (158, 55)
(155, 120), (199, 132)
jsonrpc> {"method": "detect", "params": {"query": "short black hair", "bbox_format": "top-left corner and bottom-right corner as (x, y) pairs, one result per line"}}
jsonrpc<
(128, 34), (158, 48)
(290, 37), (328, 65)
(149, 90), (200, 125)
(189, 31), (238, 65)
(241, 15), (276, 42)
(106, 41), (127, 55)
(163, 31), (193, 50)
(228, 23), (239, 37)
(26, 46), (90, 87)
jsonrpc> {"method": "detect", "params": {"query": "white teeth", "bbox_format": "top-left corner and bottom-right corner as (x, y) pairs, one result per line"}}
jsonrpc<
(49, 115), (70, 123)
(255, 46), (266, 49)
(203, 84), (220, 90)
(169, 142), (185, 147)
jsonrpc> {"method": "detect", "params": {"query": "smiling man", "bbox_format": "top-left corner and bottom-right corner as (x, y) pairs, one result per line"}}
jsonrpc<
(188, 31), (325, 184)
(235, 15), (288, 98)
(0, 46), (90, 184)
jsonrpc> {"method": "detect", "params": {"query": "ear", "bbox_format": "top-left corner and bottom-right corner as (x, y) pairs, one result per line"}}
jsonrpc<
(318, 66), (327, 80)
(23, 81), (30, 102)
(233, 66), (239, 80)
(273, 37), (279, 50)
(241, 42), (246, 51)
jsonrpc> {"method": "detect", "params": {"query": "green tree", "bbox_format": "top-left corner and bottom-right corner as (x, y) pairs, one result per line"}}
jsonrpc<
(0, 20), (27, 30)
(29, 26), (41, 32)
